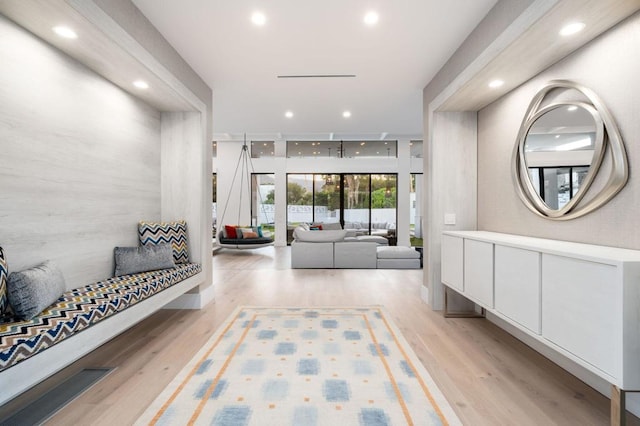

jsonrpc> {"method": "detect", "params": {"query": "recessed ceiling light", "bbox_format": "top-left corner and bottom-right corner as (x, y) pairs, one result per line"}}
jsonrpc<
(133, 80), (149, 89)
(343, 111), (351, 118)
(560, 22), (585, 36)
(285, 111), (293, 118)
(567, 105), (578, 111)
(488, 79), (504, 88)
(251, 12), (266, 26)
(364, 11), (379, 26)
(52, 26), (77, 39)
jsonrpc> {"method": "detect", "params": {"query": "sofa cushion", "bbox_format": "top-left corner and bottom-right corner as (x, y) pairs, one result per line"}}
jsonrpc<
(114, 244), (175, 277)
(313, 222), (342, 231)
(7, 261), (66, 320)
(139, 220), (189, 264)
(376, 246), (421, 259)
(293, 227), (346, 242)
(356, 235), (389, 245)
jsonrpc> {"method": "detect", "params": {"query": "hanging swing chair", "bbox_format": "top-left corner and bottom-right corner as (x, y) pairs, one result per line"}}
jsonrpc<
(216, 138), (274, 249)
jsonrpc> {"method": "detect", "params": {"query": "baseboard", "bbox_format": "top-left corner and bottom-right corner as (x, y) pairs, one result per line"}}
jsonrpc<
(420, 285), (429, 304)
(162, 283), (215, 309)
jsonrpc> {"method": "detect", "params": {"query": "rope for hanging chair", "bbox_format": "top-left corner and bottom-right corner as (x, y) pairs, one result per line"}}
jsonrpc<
(217, 138), (274, 250)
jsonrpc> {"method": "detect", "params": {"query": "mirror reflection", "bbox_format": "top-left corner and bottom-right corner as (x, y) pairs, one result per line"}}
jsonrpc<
(523, 105), (596, 210)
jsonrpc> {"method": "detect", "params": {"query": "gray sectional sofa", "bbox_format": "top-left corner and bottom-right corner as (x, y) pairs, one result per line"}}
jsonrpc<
(290, 224), (420, 269)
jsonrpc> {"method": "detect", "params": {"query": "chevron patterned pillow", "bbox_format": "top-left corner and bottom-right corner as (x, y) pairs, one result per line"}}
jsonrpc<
(0, 247), (8, 316)
(138, 221), (189, 264)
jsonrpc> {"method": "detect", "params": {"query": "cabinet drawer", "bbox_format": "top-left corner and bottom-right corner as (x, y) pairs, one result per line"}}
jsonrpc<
(464, 239), (494, 307)
(541, 254), (622, 378)
(495, 246), (540, 333)
(441, 234), (463, 291)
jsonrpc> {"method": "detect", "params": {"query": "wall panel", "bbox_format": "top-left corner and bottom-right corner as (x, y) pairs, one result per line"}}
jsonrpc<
(0, 15), (160, 288)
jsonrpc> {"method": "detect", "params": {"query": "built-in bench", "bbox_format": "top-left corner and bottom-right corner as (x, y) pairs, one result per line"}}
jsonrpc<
(0, 263), (202, 405)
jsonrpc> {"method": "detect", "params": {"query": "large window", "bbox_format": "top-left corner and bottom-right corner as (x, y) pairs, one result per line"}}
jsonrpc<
(410, 174), (423, 247)
(528, 166), (588, 209)
(287, 173), (397, 243)
(212, 173), (217, 240)
(251, 174), (275, 237)
(286, 140), (397, 158)
(251, 141), (275, 158)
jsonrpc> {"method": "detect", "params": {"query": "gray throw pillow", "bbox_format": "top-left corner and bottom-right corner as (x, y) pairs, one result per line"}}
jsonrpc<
(114, 243), (175, 277)
(7, 261), (66, 320)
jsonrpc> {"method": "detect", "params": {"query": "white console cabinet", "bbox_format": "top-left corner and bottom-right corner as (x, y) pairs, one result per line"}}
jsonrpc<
(441, 231), (640, 421)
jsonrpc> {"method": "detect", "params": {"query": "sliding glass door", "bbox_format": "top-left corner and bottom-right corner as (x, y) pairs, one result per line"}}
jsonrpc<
(251, 174), (275, 237)
(287, 173), (397, 243)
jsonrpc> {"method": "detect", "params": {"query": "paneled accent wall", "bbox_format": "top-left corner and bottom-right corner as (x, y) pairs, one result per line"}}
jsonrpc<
(160, 112), (208, 268)
(477, 11), (640, 250)
(0, 15), (161, 289)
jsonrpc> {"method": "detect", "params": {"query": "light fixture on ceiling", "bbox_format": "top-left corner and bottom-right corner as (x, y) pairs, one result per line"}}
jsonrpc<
(364, 11), (379, 26)
(251, 12), (266, 26)
(285, 111), (293, 118)
(488, 79), (504, 89)
(133, 80), (149, 89)
(52, 26), (77, 39)
(559, 22), (585, 36)
(343, 111), (352, 118)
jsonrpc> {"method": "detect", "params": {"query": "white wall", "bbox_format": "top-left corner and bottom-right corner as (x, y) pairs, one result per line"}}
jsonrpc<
(0, 15), (161, 288)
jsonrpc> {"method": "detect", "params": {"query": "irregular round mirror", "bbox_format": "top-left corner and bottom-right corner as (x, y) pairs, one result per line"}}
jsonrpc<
(513, 80), (628, 220)
(523, 104), (603, 212)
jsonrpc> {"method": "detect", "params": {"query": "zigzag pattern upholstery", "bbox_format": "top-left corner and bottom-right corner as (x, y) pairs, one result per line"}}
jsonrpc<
(139, 221), (189, 264)
(0, 247), (8, 316)
(0, 263), (201, 372)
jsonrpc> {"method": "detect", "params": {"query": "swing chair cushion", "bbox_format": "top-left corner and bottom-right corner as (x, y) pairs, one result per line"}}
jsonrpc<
(224, 225), (239, 239)
(218, 225), (273, 247)
(219, 237), (273, 245)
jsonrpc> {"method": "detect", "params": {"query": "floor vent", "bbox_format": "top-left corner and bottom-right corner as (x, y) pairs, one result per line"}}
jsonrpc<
(0, 367), (114, 426)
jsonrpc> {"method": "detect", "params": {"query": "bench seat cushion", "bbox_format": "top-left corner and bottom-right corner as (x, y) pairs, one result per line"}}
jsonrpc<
(0, 263), (201, 372)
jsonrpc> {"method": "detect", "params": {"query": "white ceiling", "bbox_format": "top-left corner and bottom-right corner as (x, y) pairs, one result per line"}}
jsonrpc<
(132, 0), (497, 141)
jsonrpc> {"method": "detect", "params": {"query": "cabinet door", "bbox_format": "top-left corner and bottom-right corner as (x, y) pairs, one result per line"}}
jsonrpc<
(441, 235), (463, 291)
(495, 246), (540, 333)
(464, 239), (494, 307)
(542, 254), (621, 379)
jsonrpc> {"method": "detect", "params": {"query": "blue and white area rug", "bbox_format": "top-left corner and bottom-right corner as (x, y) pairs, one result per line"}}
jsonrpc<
(136, 306), (461, 426)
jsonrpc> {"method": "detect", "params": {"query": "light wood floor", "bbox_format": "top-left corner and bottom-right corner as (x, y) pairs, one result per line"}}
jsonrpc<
(0, 247), (628, 425)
